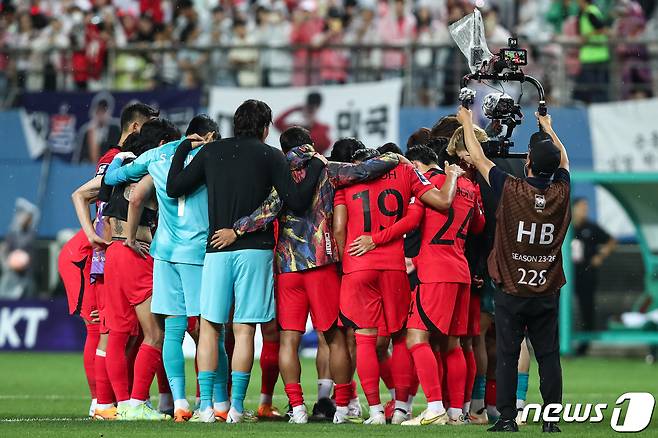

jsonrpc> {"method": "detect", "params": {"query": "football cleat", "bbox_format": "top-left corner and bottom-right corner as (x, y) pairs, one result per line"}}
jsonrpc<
(288, 407), (309, 424)
(333, 409), (364, 424)
(88, 399), (97, 418)
(189, 407), (216, 423)
(119, 403), (172, 421)
(391, 408), (411, 424)
(214, 409), (228, 422)
(311, 397), (336, 421)
(173, 408), (193, 423)
(364, 411), (386, 425)
(448, 414), (466, 426)
(226, 408), (258, 423)
(468, 408), (489, 425)
(401, 409), (449, 426)
(515, 408), (527, 426)
(347, 398), (362, 417)
(257, 404), (284, 420)
(93, 406), (117, 420)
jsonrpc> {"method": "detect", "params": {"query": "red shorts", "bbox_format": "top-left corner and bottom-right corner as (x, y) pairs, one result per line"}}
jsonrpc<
(103, 242), (153, 335)
(467, 293), (481, 337)
(91, 278), (109, 334)
(187, 316), (199, 334)
(58, 230), (95, 320)
(339, 269), (410, 334)
(407, 282), (470, 336)
(277, 264), (340, 332)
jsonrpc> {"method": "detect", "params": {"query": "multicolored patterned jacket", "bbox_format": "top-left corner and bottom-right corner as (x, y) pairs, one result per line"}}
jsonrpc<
(233, 145), (399, 273)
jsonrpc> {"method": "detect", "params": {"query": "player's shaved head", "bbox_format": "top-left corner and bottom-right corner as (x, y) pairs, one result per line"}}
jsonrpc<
(120, 102), (159, 133)
(280, 126), (313, 154)
(186, 114), (220, 140)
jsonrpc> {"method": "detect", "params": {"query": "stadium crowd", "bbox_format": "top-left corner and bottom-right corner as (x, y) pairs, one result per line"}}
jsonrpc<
(0, 0), (656, 104)
(57, 89), (570, 432)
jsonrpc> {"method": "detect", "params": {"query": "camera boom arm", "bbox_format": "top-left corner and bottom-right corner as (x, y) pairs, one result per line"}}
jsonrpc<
(460, 72), (547, 116)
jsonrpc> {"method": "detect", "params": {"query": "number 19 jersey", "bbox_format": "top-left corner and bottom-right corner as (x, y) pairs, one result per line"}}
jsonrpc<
(416, 169), (484, 284)
(334, 163), (433, 274)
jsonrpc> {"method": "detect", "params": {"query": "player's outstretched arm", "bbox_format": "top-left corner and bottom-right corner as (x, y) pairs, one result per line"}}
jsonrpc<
(125, 175), (155, 258)
(418, 162), (464, 211)
(71, 175), (110, 249)
(456, 106), (496, 185)
(327, 152), (399, 188)
(104, 152), (149, 186)
(166, 138), (206, 198)
(537, 112), (569, 171)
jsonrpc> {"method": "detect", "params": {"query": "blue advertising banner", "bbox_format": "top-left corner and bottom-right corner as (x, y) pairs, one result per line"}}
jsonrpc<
(0, 299), (85, 351)
(18, 89), (201, 163)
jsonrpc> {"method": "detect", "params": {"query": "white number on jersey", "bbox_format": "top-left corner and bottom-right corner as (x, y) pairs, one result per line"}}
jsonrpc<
(517, 268), (547, 287)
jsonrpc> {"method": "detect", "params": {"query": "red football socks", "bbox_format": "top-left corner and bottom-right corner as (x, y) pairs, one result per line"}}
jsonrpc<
(355, 333), (381, 406)
(95, 349), (115, 405)
(379, 355), (394, 390)
(464, 349), (476, 404)
(131, 343), (162, 402)
(284, 383), (304, 408)
(106, 331), (131, 401)
(260, 341), (280, 399)
(409, 364), (419, 396)
(334, 383), (352, 408)
(446, 347), (467, 409)
(83, 324), (99, 399)
(391, 337), (412, 404)
(485, 379), (497, 407)
(409, 343), (442, 402)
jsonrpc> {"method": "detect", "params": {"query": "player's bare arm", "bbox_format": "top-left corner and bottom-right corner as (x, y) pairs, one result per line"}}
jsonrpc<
(456, 106), (495, 186)
(124, 175), (155, 258)
(71, 175), (110, 250)
(333, 204), (348, 260)
(537, 112), (569, 171)
(418, 162), (464, 211)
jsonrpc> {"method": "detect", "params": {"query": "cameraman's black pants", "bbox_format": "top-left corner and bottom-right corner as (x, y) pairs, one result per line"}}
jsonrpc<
(494, 289), (562, 421)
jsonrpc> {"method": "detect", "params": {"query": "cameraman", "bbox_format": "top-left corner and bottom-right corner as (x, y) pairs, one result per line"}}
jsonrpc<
(457, 106), (570, 433)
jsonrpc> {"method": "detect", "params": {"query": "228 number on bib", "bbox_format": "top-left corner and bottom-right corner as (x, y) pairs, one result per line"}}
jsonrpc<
(517, 268), (547, 287)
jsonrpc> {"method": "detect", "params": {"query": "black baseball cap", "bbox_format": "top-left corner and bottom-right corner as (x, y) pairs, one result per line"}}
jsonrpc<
(528, 131), (561, 177)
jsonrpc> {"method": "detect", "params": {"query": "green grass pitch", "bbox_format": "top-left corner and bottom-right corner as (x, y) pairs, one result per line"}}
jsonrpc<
(0, 353), (656, 437)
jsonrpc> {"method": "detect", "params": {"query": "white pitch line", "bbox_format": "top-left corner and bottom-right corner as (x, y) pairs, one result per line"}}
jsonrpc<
(0, 417), (87, 422)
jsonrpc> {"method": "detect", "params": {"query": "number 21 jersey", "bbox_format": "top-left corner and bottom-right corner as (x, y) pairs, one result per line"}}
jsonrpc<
(334, 163), (433, 274)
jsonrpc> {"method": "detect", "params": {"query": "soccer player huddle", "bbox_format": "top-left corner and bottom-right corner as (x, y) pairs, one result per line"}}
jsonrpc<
(58, 98), (563, 427)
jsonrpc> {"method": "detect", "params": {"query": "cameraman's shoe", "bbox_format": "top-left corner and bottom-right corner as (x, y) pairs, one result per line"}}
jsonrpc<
(488, 418), (519, 432)
(542, 422), (561, 433)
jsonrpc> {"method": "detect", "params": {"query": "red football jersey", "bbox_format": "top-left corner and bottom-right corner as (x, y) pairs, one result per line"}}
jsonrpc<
(334, 163), (433, 273)
(95, 146), (120, 209)
(96, 146), (120, 176)
(416, 168), (484, 284)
